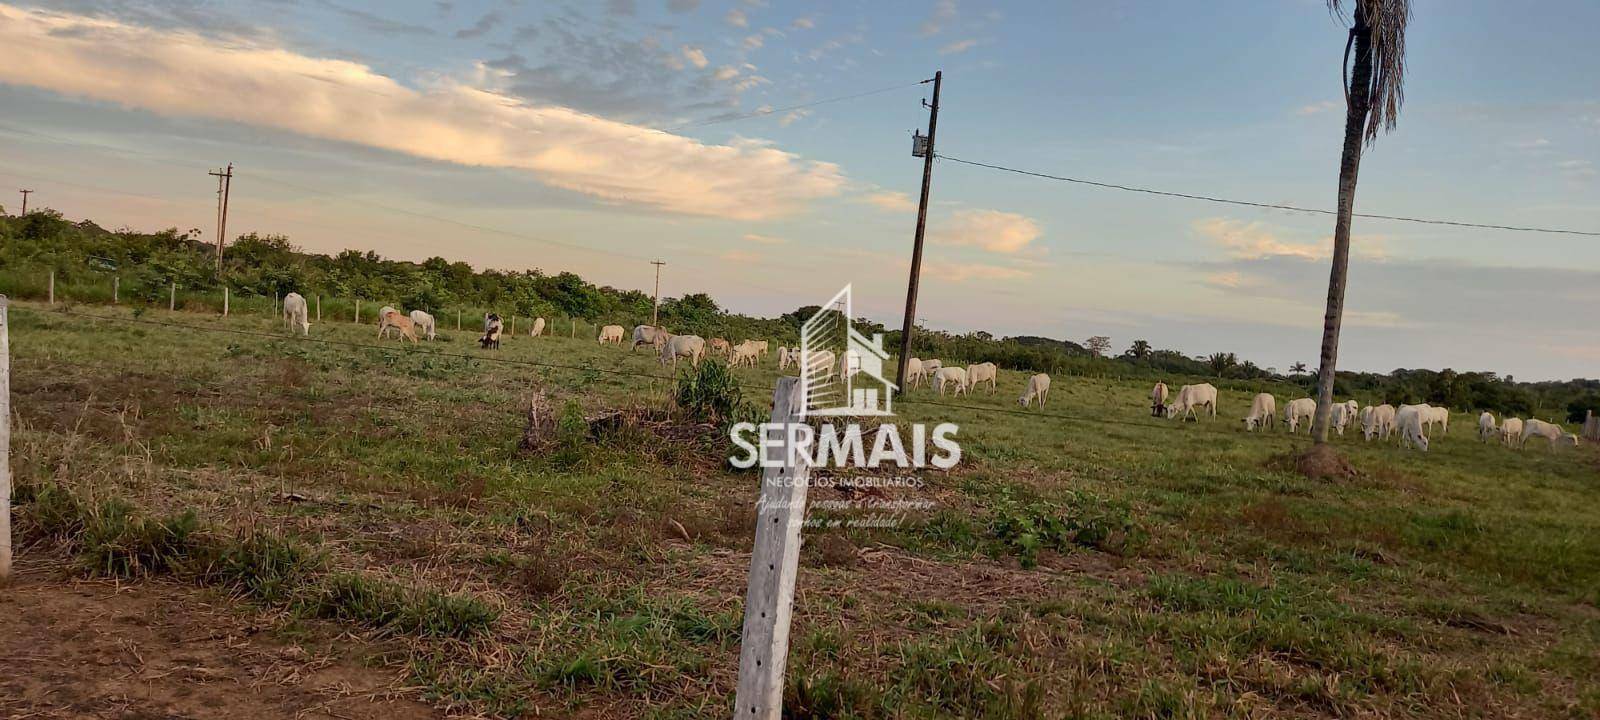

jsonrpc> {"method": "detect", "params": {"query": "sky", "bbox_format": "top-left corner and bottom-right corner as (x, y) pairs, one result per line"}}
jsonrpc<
(0, 0), (1596, 380)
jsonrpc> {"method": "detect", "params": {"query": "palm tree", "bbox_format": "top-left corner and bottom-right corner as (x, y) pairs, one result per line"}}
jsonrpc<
(1290, 361), (1309, 376)
(1311, 0), (1410, 445)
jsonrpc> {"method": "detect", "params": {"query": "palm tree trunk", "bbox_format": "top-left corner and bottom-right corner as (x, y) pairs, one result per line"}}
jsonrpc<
(1311, 14), (1374, 444)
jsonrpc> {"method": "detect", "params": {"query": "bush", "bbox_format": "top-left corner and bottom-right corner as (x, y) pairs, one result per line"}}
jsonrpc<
(673, 359), (747, 424)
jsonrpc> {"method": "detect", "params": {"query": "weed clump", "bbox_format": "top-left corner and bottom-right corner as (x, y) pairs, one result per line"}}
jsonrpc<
(306, 573), (499, 638)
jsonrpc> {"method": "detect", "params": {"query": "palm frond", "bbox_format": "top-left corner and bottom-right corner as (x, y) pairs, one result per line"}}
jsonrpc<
(1327, 0), (1410, 143)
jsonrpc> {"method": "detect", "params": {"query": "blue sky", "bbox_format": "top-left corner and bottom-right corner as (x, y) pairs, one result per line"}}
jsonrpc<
(0, 0), (1596, 379)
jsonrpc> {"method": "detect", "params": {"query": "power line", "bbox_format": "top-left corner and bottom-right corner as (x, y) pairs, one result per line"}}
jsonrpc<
(937, 154), (1600, 238)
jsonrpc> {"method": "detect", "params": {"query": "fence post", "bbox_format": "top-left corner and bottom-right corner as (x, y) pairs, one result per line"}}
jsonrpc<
(316, 295), (322, 322)
(113, 276), (119, 304)
(0, 295), (11, 580)
(456, 309), (461, 331)
(47, 271), (55, 305)
(274, 292), (279, 313)
(571, 318), (576, 338)
(169, 282), (176, 311)
(354, 299), (360, 324)
(733, 377), (809, 720)
(223, 287), (229, 317)
(1585, 410), (1599, 441)
(511, 316), (517, 337)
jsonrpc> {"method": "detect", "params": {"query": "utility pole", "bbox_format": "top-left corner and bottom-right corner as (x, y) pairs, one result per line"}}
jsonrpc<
(208, 164), (233, 274)
(894, 70), (942, 390)
(18, 189), (32, 215)
(650, 260), (666, 328)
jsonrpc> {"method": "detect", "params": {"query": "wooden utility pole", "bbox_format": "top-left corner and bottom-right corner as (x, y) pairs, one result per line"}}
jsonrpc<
(733, 378), (809, 719)
(0, 295), (11, 580)
(893, 71), (942, 389)
(17, 189), (31, 216)
(650, 260), (666, 328)
(208, 164), (233, 274)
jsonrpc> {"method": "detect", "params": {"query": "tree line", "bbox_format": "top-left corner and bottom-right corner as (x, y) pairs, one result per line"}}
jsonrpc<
(3, 210), (1595, 422)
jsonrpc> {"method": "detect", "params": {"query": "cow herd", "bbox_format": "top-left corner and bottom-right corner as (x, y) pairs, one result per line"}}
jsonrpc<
(1155, 380), (1582, 453)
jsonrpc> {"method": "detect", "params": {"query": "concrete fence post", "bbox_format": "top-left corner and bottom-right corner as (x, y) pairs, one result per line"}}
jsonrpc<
(223, 287), (229, 317)
(169, 282), (176, 311)
(457, 309), (462, 331)
(113, 276), (119, 304)
(316, 295), (322, 322)
(733, 377), (809, 719)
(0, 295), (11, 580)
(47, 271), (55, 305)
(354, 299), (360, 324)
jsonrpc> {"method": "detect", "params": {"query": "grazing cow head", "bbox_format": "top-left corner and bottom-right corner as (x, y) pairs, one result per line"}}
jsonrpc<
(1242, 417), (1257, 431)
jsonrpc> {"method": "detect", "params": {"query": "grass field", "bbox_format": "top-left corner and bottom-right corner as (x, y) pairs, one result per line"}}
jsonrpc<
(5, 299), (1599, 719)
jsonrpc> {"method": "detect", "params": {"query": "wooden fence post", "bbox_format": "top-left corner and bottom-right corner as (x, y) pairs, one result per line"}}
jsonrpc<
(571, 318), (576, 338)
(1585, 410), (1599, 441)
(733, 377), (809, 720)
(169, 282), (176, 311)
(456, 309), (462, 331)
(113, 276), (119, 304)
(47, 271), (55, 305)
(511, 316), (517, 337)
(223, 287), (230, 317)
(354, 299), (360, 324)
(316, 295), (322, 322)
(0, 295), (11, 580)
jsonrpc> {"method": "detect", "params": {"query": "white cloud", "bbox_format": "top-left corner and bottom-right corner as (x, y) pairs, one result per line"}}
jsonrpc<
(1558, 159), (1597, 178)
(1193, 218), (1327, 260)
(938, 38), (977, 55)
(778, 109), (809, 127)
(1510, 137), (1551, 149)
(859, 190), (917, 213)
(0, 4), (843, 221)
(920, 0), (957, 36)
(742, 233), (786, 244)
(726, 8), (747, 27)
(742, 33), (765, 50)
(713, 65), (741, 80)
(681, 45), (709, 69)
(1295, 100), (1340, 116)
(791, 16), (815, 30)
(923, 260), (1030, 283)
(933, 209), (1043, 255)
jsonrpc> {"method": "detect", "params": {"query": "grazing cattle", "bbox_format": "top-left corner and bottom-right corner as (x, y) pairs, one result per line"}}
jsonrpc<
(802, 349), (836, 379)
(377, 305), (398, 338)
(1331, 403), (1352, 436)
(1019, 373), (1051, 408)
(1395, 404), (1430, 451)
(1500, 417), (1524, 448)
(934, 366), (967, 396)
(659, 334), (706, 367)
(631, 325), (666, 351)
(1284, 398), (1317, 433)
(777, 346), (794, 370)
(921, 359), (943, 375)
(1243, 393), (1276, 431)
(598, 324), (625, 344)
(1478, 412), (1498, 442)
(965, 362), (999, 392)
(730, 341), (759, 368)
(709, 338), (731, 357)
(1151, 382), (1169, 416)
(1425, 405), (1450, 434)
(530, 317), (546, 337)
(1166, 383), (1218, 421)
(409, 310), (436, 341)
(282, 292), (310, 336)
(1522, 419), (1576, 451)
(480, 313), (503, 349)
(904, 357), (926, 388)
(750, 340), (770, 357)
(379, 308), (419, 343)
(1363, 404), (1396, 441)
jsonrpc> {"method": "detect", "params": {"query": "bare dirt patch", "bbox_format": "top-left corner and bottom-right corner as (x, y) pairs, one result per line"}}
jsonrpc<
(0, 557), (441, 720)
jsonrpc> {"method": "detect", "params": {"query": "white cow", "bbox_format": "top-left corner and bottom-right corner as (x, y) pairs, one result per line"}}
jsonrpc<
(1152, 382), (1169, 411)
(1362, 404), (1396, 441)
(749, 340), (770, 357)
(377, 305), (399, 338)
(1500, 418), (1524, 448)
(921, 359), (943, 375)
(1243, 393), (1276, 431)
(1477, 412), (1498, 442)
(409, 310), (436, 341)
(729, 340), (760, 368)
(530, 317), (546, 337)
(934, 366), (967, 396)
(659, 334), (706, 367)
(777, 346), (794, 370)
(1166, 383), (1218, 421)
(1426, 405), (1451, 434)
(803, 349), (837, 380)
(965, 362), (998, 392)
(598, 324), (625, 344)
(1395, 404), (1430, 452)
(904, 357), (926, 388)
(282, 292), (310, 336)
(1284, 398), (1317, 434)
(1522, 419), (1576, 451)
(1019, 373), (1051, 408)
(631, 325), (666, 351)
(1330, 403), (1352, 436)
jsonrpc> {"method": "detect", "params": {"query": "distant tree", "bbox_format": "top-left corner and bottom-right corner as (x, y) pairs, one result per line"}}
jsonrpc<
(1126, 339), (1152, 360)
(1207, 352), (1238, 377)
(1085, 336), (1112, 357)
(1290, 361), (1309, 376)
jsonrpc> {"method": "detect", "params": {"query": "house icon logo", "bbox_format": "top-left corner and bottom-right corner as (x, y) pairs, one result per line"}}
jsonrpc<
(799, 285), (897, 417)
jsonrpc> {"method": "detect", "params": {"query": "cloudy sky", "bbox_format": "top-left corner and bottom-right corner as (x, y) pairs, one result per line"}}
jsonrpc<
(0, 0), (1596, 379)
